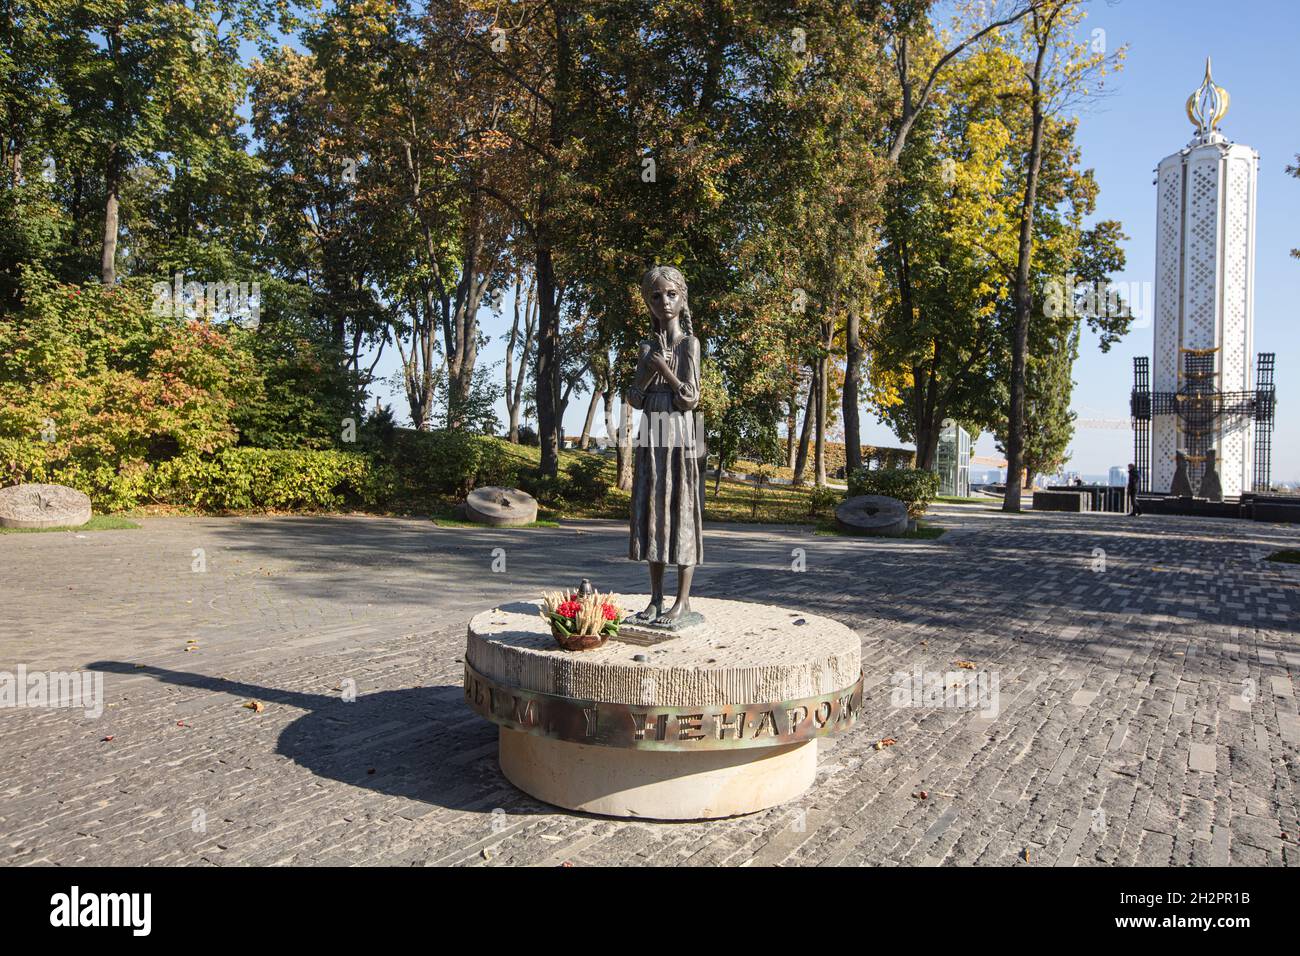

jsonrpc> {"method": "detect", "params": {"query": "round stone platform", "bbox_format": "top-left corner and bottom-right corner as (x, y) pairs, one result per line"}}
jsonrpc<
(0, 483), (92, 529)
(463, 596), (863, 819)
(834, 494), (909, 536)
(464, 486), (538, 527)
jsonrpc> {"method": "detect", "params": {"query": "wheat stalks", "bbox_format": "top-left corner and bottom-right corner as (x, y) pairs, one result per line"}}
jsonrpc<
(539, 590), (624, 635)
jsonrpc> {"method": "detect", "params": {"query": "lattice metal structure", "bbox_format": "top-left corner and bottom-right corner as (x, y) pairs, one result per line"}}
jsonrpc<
(1130, 357), (1151, 491)
(1131, 351), (1276, 493)
(1254, 353), (1276, 491)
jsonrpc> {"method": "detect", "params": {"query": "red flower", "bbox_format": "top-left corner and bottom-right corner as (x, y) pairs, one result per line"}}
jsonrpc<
(602, 603), (619, 621)
(556, 600), (581, 619)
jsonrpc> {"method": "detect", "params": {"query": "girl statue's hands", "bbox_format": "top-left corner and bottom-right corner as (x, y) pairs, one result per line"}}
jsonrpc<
(654, 330), (670, 360)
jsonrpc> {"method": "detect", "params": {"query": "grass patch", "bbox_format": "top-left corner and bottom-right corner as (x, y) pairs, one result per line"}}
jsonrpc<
(1265, 549), (1300, 565)
(0, 514), (140, 534)
(935, 495), (993, 505)
(814, 519), (944, 539)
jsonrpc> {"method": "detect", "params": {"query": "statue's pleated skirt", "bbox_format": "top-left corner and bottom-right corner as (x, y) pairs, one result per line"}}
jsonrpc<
(628, 392), (703, 567)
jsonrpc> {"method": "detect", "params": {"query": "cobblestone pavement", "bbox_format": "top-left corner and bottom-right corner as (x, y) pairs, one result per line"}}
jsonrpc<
(2, 505), (1298, 866)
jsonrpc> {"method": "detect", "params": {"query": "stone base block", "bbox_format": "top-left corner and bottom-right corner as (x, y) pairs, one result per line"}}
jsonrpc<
(1032, 490), (1088, 512)
(498, 727), (817, 820)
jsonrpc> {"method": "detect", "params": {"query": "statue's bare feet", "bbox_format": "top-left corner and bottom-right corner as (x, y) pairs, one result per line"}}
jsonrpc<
(635, 599), (663, 623)
(659, 599), (690, 623)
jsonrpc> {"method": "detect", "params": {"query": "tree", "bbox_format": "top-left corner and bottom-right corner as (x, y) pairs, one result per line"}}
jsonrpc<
(504, 266), (537, 442)
(1002, 0), (1122, 510)
(1004, 321), (1078, 488)
(872, 46), (1020, 471)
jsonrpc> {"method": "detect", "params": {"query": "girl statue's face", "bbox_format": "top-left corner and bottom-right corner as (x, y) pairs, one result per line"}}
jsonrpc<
(645, 276), (683, 328)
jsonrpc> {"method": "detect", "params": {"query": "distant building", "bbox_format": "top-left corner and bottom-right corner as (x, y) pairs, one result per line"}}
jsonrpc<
(934, 420), (971, 497)
(1109, 466), (1126, 487)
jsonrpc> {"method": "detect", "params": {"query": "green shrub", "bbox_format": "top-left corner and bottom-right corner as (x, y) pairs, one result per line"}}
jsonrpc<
(565, 454), (610, 503)
(807, 484), (842, 518)
(0, 437), (48, 487)
(517, 466), (568, 506)
(149, 448), (389, 511)
(847, 467), (939, 518)
(0, 269), (263, 511)
(389, 430), (523, 499)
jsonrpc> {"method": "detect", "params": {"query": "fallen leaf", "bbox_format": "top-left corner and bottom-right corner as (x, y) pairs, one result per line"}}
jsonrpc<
(912, 790), (928, 800)
(101, 736), (114, 742)
(875, 737), (897, 750)
(954, 660), (976, 670)
(243, 700), (264, 713)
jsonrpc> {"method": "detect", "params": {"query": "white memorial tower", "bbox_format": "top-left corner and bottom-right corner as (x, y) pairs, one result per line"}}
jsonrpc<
(1142, 60), (1264, 496)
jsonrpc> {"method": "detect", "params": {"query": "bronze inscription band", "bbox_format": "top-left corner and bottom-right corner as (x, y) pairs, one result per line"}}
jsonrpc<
(463, 661), (864, 751)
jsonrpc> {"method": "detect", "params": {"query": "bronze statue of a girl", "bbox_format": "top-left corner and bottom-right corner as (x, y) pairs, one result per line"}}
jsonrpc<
(626, 265), (704, 626)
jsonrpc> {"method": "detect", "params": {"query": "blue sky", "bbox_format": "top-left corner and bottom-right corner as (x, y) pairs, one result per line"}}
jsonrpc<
(365, 0), (1300, 482)
(1035, 0), (1300, 482)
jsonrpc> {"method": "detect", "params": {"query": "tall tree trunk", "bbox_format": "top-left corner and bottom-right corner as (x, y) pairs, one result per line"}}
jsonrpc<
(1003, 21), (1051, 513)
(535, 2), (571, 477)
(535, 246), (560, 475)
(842, 302), (863, 478)
(814, 318), (832, 486)
(786, 384), (798, 470)
(616, 399), (634, 491)
(792, 364), (817, 486)
(101, 145), (120, 285)
(506, 272), (536, 443)
(601, 386), (615, 453)
(579, 387), (601, 449)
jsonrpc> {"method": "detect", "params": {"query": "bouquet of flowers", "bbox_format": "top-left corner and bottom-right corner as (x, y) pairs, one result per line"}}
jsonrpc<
(540, 590), (624, 650)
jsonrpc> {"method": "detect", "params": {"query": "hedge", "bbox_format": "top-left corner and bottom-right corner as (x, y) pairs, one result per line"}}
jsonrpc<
(846, 467), (940, 519)
(1, 427), (594, 514)
(0, 439), (391, 512)
(387, 430), (519, 499)
(149, 448), (391, 511)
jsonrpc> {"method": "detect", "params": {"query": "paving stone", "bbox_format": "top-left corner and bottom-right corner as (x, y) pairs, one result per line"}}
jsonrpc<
(1188, 743), (1218, 774)
(1, 506), (1297, 865)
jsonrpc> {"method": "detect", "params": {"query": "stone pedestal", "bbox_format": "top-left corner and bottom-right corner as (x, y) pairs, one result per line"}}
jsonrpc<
(464, 596), (862, 820)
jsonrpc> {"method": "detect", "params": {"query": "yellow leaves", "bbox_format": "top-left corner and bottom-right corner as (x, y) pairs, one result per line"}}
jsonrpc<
(243, 700), (265, 713)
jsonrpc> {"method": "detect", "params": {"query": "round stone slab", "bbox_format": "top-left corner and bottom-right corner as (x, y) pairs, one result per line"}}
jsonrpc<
(464, 486), (538, 527)
(835, 493), (909, 536)
(465, 595), (862, 819)
(0, 483), (92, 529)
(467, 595), (861, 710)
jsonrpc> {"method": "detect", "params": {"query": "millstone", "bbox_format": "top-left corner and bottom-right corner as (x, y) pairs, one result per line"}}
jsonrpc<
(0, 483), (92, 529)
(464, 486), (538, 527)
(467, 596), (860, 708)
(834, 493), (909, 537)
(463, 595), (863, 819)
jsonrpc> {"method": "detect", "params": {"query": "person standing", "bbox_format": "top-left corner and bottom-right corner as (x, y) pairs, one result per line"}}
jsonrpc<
(1126, 463), (1142, 516)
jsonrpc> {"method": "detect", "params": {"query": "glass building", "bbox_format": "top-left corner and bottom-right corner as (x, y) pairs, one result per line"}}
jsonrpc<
(935, 419), (971, 498)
